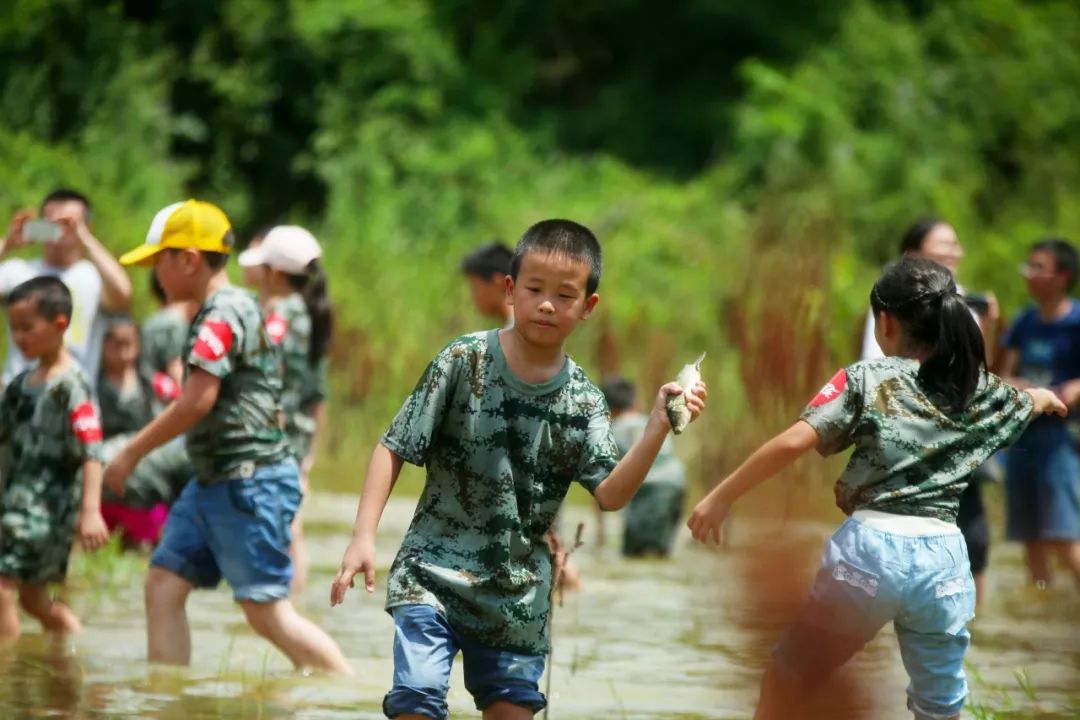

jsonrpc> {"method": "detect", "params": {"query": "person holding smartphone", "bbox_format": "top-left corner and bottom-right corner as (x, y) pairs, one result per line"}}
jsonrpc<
(0, 189), (133, 387)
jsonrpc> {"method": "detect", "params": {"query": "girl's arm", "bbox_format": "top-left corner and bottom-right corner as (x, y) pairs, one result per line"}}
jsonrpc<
(330, 443), (405, 605)
(688, 420), (819, 544)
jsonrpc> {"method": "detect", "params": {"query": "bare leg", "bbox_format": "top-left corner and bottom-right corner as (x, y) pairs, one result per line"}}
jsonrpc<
(972, 572), (986, 608)
(239, 599), (352, 675)
(753, 662), (803, 720)
(1051, 540), (1080, 591)
(18, 584), (81, 633)
(0, 578), (20, 640)
(1025, 541), (1053, 587)
(145, 567), (193, 665)
(289, 513), (308, 595)
(482, 700), (535, 719)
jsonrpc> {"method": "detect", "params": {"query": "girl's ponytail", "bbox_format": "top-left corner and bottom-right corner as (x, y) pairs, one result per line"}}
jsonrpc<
(287, 260), (333, 367)
(918, 290), (985, 413)
(870, 256), (985, 414)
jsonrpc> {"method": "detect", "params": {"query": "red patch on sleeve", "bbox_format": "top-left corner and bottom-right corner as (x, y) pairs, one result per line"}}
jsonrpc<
(265, 312), (289, 345)
(152, 371), (180, 403)
(193, 319), (234, 362)
(70, 402), (103, 444)
(810, 369), (848, 407)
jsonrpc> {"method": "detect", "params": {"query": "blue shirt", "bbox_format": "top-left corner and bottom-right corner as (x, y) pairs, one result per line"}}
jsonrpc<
(1004, 301), (1080, 388)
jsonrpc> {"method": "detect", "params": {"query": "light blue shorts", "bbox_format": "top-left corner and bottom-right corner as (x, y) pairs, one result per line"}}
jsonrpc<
(383, 604), (546, 719)
(149, 460), (302, 603)
(774, 517), (975, 720)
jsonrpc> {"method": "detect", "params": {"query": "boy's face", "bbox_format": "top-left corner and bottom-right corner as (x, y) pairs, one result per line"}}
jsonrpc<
(506, 250), (598, 348)
(1023, 249), (1069, 301)
(466, 273), (508, 319)
(153, 248), (201, 302)
(7, 298), (67, 360)
(102, 324), (139, 375)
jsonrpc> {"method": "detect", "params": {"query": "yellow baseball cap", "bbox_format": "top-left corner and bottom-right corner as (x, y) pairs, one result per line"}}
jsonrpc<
(120, 199), (234, 266)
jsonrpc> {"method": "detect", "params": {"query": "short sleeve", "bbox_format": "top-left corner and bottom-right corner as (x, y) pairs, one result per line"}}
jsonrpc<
(65, 380), (104, 463)
(187, 314), (239, 379)
(799, 366), (863, 456)
(985, 373), (1036, 448)
(575, 404), (620, 495)
(380, 344), (460, 466)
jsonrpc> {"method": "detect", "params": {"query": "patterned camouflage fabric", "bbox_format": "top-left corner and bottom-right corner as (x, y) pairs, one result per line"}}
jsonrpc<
(101, 434), (191, 509)
(0, 367), (104, 583)
(183, 286), (288, 483)
(139, 306), (189, 378)
(97, 373), (158, 438)
(611, 413), (686, 555)
(382, 330), (620, 655)
(265, 293), (326, 461)
(801, 357), (1034, 523)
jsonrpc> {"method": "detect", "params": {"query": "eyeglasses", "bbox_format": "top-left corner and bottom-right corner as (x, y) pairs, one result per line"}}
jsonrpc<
(1019, 262), (1057, 277)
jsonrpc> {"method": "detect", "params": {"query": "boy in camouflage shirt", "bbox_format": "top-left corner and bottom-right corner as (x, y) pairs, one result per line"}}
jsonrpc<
(331, 220), (707, 720)
(0, 276), (109, 639)
(105, 200), (350, 675)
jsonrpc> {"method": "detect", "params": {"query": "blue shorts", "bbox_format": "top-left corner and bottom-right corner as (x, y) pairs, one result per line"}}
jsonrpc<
(383, 604), (547, 719)
(774, 517), (975, 720)
(1005, 425), (1080, 541)
(149, 460), (301, 603)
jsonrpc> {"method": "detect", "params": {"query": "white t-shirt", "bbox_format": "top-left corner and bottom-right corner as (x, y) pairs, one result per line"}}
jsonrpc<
(0, 258), (106, 383)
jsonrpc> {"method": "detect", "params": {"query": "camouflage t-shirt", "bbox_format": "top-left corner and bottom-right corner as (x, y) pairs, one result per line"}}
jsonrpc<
(97, 373), (157, 439)
(184, 286), (289, 483)
(801, 357), (1034, 522)
(140, 306), (188, 378)
(265, 293), (326, 459)
(0, 366), (104, 583)
(611, 413), (685, 487)
(382, 330), (620, 655)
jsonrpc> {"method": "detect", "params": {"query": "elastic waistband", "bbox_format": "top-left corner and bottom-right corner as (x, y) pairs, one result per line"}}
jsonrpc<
(851, 510), (961, 537)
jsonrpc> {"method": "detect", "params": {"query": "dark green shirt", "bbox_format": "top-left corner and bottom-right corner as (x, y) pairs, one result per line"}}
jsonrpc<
(382, 330), (620, 654)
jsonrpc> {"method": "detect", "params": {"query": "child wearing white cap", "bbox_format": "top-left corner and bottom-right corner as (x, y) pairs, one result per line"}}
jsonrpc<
(239, 226), (333, 592)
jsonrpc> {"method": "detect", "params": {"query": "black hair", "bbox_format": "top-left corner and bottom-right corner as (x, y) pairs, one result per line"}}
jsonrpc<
(870, 256), (985, 414)
(165, 248), (231, 271)
(601, 376), (636, 414)
(510, 219), (602, 295)
(1031, 237), (1079, 291)
(899, 217), (947, 255)
(285, 259), (333, 367)
(6, 276), (73, 321)
(461, 242), (513, 279)
(149, 272), (167, 304)
(104, 314), (137, 340)
(40, 188), (92, 220)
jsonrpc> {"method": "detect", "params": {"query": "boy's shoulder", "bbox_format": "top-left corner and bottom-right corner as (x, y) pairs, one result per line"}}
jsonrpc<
(200, 285), (260, 317)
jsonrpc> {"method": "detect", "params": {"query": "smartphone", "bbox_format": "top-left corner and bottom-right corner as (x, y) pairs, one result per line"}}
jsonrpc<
(23, 219), (63, 243)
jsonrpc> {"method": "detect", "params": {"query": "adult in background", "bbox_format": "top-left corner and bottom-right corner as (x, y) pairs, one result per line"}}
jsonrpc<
(861, 218), (1000, 604)
(0, 189), (133, 385)
(1000, 238), (1080, 590)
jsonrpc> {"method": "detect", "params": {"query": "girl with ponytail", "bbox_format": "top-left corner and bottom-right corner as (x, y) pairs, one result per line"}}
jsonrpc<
(238, 225), (333, 592)
(688, 257), (1066, 720)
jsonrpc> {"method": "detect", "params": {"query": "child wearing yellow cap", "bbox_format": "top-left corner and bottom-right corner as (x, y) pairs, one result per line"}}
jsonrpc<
(105, 200), (351, 675)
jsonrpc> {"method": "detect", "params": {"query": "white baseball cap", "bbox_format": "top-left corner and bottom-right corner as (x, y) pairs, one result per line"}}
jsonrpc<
(237, 225), (322, 274)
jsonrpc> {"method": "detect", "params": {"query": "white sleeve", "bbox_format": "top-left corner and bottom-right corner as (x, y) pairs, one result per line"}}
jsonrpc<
(0, 259), (32, 297)
(861, 308), (884, 360)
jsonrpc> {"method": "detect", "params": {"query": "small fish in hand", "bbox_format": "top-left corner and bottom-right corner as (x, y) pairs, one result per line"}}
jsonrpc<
(666, 352), (705, 434)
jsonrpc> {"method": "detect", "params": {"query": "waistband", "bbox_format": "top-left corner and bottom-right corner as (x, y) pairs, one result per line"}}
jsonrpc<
(198, 457), (296, 485)
(851, 509), (961, 537)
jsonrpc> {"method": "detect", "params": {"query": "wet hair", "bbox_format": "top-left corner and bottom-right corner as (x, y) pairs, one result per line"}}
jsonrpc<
(870, 257), (985, 413)
(601, 376), (636, 414)
(6, 276), (73, 321)
(1031, 237), (1079, 291)
(899, 217), (946, 255)
(510, 219), (602, 295)
(285, 259), (333, 367)
(41, 188), (92, 220)
(461, 242), (513, 279)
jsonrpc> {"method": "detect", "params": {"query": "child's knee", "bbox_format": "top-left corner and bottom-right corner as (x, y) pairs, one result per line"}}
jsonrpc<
(17, 585), (51, 616)
(239, 599), (286, 638)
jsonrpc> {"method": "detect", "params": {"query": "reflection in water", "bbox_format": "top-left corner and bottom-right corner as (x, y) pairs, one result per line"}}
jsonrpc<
(0, 496), (1076, 719)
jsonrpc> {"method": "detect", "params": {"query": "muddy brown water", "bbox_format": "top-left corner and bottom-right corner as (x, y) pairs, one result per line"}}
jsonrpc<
(1, 494), (1077, 719)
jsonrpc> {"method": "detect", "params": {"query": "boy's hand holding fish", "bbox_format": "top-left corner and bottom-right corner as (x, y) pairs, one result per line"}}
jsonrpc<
(666, 353), (706, 434)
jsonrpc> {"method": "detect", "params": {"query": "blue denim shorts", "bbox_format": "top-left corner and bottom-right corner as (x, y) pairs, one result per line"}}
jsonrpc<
(383, 604), (546, 719)
(1005, 425), (1080, 541)
(149, 460), (301, 603)
(774, 517), (975, 720)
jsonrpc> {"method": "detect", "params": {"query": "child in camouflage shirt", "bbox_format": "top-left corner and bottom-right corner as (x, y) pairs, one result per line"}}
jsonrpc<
(331, 219), (707, 720)
(689, 257), (1066, 720)
(105, 200), (350, 675)
(0, 276), (109, 639)
(239, 225), (332, 591)
(601, 376), (687, 557)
